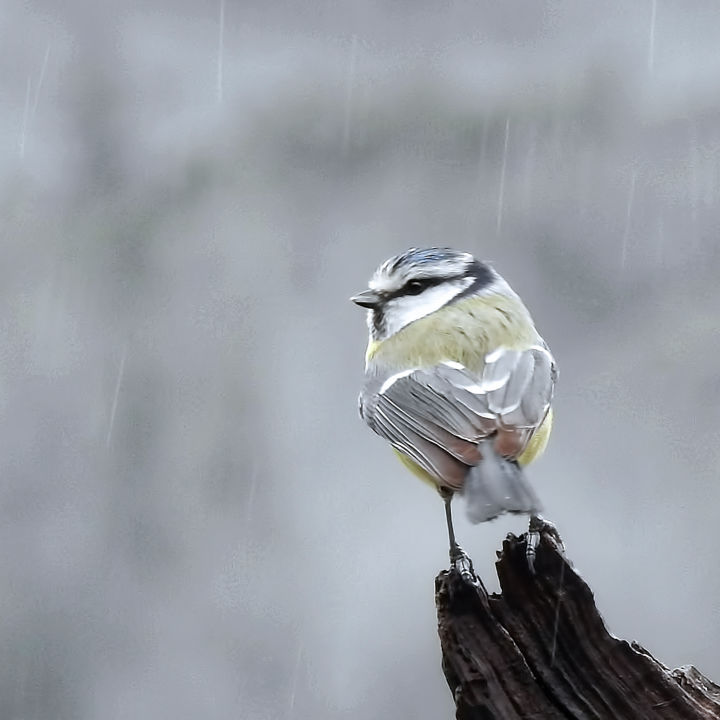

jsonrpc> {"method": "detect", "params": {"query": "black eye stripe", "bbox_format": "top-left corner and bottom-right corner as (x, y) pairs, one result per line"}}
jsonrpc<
(405, 278), (433, 294)
(384, 276), (445, 300)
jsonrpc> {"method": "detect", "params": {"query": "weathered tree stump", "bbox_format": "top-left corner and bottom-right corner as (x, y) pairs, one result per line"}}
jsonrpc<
(436, 534), (720, 719)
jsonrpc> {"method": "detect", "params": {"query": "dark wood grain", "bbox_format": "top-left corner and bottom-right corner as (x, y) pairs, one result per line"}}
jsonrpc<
(436, 534), (720, 720)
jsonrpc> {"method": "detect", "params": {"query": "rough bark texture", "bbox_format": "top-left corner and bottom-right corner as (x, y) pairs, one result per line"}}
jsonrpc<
(436, 534), (720, 719)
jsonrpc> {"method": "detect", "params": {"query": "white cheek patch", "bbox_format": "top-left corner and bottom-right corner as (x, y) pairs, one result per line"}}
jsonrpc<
(382, 278), (473, 338)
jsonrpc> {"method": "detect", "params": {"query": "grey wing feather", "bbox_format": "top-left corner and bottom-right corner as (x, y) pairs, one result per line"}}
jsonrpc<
(361, 345), (556, 489)
(477, 348), (519, 391)
(378, 394), (479, 466)
(519, 346), (556, 425)
(488, 350), (534, 414)
(486, 346), (556, 429)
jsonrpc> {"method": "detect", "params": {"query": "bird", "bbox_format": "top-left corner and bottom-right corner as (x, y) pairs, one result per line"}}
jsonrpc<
(351, 247), (561, 577)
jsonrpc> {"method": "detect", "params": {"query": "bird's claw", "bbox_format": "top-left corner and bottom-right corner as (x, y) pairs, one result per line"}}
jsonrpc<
(450, 545), (477, 584)
(526, 514), (565, 574)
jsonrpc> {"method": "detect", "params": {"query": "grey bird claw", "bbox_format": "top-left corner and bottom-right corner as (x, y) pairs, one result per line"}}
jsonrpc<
(450, 545), (477, 585)
(526, 514), (565, 574)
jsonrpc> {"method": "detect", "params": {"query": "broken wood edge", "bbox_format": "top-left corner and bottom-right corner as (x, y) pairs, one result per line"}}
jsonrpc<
(435, 533), (720, 720)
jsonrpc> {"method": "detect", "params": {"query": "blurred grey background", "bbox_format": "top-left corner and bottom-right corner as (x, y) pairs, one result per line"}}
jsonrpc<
(2, 1), (720, 718)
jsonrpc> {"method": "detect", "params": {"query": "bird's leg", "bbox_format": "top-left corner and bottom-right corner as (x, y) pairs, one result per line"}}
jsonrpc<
(441, 488), (476, 583)
(526, 514), (565, 574)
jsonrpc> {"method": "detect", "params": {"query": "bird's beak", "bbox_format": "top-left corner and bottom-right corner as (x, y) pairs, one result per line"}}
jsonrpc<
(350, 289), (382, 309)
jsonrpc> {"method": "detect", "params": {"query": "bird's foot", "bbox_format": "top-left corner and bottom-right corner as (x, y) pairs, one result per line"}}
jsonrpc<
(526, 514), (565, 574)
(449, 545), (477, 584)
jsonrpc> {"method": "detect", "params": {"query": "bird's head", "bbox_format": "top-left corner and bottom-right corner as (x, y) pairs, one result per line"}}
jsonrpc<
(351, 247), (497, 341)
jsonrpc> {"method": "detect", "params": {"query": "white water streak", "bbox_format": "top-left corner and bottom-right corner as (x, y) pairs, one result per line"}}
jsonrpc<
(106, 345), (127, 448)
(496, 118), (510, 236)
(648, 0), (657, 73)
(19, 76), (32, 159)
(621, 170), (636, 270)
(287, 641), (303, 718)
(19, 46), (52, 159)
(217, 0), (226, 103)
(32, 45), (51, 117)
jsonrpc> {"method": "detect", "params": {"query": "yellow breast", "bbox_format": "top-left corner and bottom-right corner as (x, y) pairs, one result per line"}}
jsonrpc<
(366, 292), (540, 371)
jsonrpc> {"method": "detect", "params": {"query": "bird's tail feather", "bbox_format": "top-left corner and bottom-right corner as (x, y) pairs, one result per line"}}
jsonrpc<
(462, 441), (542, 523)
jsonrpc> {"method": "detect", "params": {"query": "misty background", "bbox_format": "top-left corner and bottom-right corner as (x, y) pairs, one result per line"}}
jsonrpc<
(3, 1), (720, 718)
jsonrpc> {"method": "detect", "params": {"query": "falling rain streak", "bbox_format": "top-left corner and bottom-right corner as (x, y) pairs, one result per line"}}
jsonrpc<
(19, 46), (51, 159)
(217, 0), (226, 103)
(5, 4), (720, 719)
(33, 46), (50, 117)
(19, 77), (32, 159)
(287, 641), (303, 719)
(496, 118), (510, 236)
(648, 0), (657, 73)
(621, 170), (636, 270)
(106, 344), (127, 448)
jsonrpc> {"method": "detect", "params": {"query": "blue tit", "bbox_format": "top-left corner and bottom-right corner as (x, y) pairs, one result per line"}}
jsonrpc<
(352, 247), (559, 575)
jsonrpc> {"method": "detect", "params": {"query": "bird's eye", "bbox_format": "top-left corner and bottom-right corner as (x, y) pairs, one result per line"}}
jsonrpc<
(405, 279), (428, 295)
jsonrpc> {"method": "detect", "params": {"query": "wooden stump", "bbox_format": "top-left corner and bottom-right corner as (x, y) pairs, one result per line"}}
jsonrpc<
(436, 534), (720, 719)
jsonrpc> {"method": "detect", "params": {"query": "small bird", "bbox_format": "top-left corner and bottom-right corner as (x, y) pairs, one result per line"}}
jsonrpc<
(352, 247), (560, 576)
